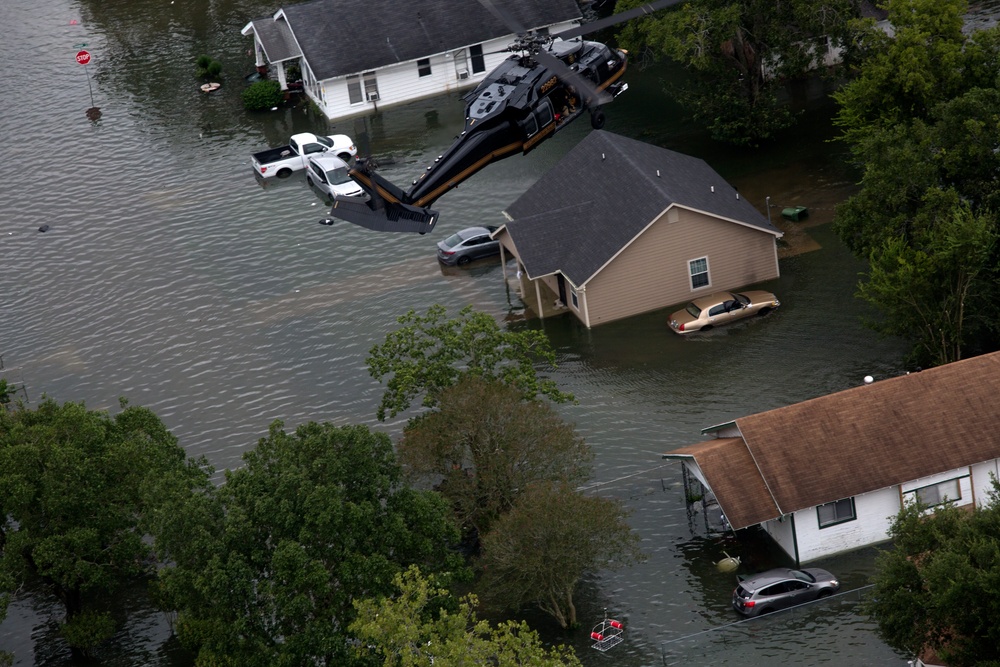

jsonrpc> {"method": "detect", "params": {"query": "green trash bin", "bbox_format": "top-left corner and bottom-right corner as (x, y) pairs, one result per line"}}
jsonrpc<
(781, 206), (808, 222)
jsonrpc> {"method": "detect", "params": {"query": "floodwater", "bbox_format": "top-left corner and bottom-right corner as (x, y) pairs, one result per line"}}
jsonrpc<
(5, 0), (977, 664)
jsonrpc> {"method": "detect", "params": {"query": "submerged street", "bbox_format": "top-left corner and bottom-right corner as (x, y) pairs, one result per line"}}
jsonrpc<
(0, 0), (958, 663)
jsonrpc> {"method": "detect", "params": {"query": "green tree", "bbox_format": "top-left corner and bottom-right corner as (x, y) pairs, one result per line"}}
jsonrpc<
(832, 0), (976, 145)
(857, 204), (997, 366)
(399, 375), (592, 539)
(864, 480), (1000, 666)
(479, 483), (645, 629)
(0, 398), (208, 656)
(350, 567), (583, 667)
(366, 305), (573, 421)
(154, 420), (464, 667)
(616, 0), (864, 144)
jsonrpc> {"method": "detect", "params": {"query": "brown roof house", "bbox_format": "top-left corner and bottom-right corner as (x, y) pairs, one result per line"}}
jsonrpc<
(663, 352), (1000, 564)
(493, 130), (782, 327)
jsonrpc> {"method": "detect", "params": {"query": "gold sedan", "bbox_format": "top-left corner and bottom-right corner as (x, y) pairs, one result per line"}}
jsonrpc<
(668, 290), (780, 334)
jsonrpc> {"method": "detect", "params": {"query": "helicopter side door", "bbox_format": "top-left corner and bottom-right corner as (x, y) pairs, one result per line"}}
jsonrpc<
(523, 99), (555, 153)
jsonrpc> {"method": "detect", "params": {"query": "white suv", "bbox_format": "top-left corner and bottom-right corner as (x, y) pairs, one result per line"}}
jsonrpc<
(306, 155), (367, 202)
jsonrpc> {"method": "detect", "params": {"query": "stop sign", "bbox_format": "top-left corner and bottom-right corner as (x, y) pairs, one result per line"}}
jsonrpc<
(76, 50), (91, 65)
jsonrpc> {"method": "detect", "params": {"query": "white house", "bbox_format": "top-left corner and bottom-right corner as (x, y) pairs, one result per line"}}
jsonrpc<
(663, 351), (1000, 564)
(242, 0), (582, 121)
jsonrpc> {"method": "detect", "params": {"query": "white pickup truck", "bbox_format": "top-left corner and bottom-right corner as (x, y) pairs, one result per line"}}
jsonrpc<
(251, 132), (357, 179)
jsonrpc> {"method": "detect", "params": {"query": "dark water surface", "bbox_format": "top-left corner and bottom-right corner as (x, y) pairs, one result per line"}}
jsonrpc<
(0, 0), (941, 664)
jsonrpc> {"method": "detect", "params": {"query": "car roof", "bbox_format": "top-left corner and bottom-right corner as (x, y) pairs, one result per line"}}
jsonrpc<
(457, 226), (495, 239)
(309, 154), (349, 169)
(691, 291), (735, 308)
(738, 568), (801, 589)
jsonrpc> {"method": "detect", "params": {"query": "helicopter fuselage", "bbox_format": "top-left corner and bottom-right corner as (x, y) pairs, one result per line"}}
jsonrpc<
(333, 39), (627, 233)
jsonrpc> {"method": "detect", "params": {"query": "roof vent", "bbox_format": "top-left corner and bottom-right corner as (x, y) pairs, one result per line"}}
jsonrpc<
(656, 169), (660, 177)
(711, 185), (715, 193)
(864, 375), (874, 385)
(601, 153), (605, 161)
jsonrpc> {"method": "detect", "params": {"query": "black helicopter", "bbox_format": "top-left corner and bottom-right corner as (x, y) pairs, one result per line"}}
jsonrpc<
(328, 0), (681, 234)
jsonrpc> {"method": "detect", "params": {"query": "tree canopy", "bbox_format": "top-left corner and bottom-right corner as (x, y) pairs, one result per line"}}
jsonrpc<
(0, 397), (208, 656)
(831, 0), (1000, 364)
(350, 567), (583, 667)
(864, 481), (1000, 666)
(479, 482), (645, 629)
(366, 305), (573, 422)
(399, 375), (593, 539)
(154, 420), (464, 667)
(856, 205), (997, 366)
(616, 0), (864, 144)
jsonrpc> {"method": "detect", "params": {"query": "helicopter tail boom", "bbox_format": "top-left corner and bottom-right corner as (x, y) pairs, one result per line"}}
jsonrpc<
(330, 167), (439, 234)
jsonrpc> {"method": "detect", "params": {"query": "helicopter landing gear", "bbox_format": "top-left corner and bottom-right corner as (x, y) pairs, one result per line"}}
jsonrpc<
(590, 108), (606, 130)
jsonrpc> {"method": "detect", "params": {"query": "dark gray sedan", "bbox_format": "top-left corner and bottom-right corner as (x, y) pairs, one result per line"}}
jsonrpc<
(436, 226), (500, 266)
(732, 567), (839, 617)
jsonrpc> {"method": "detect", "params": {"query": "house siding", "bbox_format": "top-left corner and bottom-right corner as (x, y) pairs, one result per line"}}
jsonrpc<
(971, 459), (1000, 505)
(788, 487), (899, 563)
(762, 515), (797, 562)
(582, 208), (779, 326)
(763, 464), (997, 563)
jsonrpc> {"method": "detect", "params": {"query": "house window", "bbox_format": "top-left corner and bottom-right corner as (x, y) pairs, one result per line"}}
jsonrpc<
(817, 497), (856, 528)
(911, 479), (961, 507)
(570, 287), (578, 309)
(689, 257), (709, 289)
(363, 71), (380, 101)
(470, 44), (486, 73)
(417, 58), (432, 77)
(347, 75), (362, 104)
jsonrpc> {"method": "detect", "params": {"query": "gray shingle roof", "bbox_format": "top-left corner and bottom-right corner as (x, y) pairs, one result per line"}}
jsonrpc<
(249, 15), (302, 63)
(503, 130), (781, 286)
(259, 0), (581, 80)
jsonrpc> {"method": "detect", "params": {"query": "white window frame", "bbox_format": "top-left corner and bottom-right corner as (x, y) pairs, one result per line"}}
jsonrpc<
(417, 58), (432, 77)
(570, 287), (579, 309)
(688, 256), (710, 290)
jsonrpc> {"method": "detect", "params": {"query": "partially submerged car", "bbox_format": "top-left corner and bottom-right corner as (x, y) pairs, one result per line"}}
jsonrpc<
(668, 290), (779, 334)
(307, 155), (367, 202)
(436, 226), (500, 266)
(732, 567), (840, 617)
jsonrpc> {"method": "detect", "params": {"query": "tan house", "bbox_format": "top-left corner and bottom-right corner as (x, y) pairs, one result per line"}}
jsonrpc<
(663, 352), (1000, 564)
(494, 130), (783, 327)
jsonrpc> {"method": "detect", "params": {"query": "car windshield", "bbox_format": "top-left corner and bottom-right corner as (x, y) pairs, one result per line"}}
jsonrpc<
(315, 136), (333, 147)
(442, 233), (463, 249)
(791, 570), (817, 583)
(735, 293), (751, 306)
(685, 303), (702, 318)
(325, 167), (351, 185)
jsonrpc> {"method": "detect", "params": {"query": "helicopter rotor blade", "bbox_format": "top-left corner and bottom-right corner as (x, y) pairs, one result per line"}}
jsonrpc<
(533, 48), (612, 108)
(476, 0), (527, 35)
(552, 0), (682, 41)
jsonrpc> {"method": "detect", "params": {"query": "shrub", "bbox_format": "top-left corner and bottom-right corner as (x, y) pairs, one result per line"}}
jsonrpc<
(195, 54), (222, 80)
(242, 79), (282, 111)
